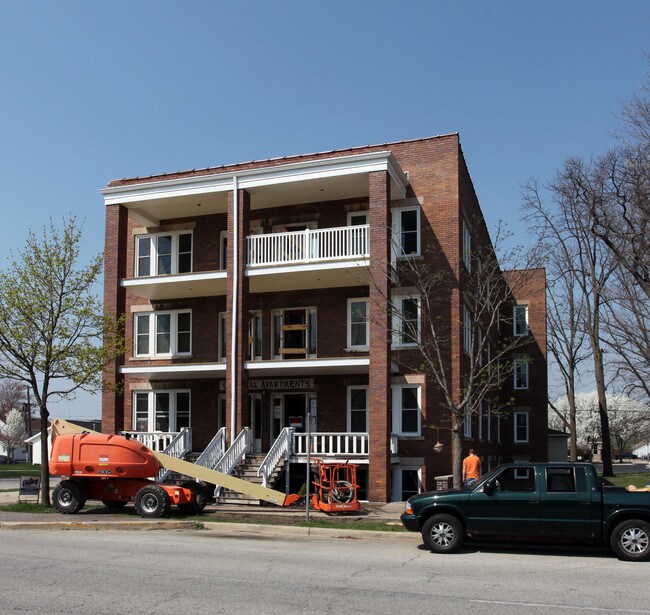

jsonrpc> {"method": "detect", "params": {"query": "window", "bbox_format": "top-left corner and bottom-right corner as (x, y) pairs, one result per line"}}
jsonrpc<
(546, 467), (587, 493)
(462, 219), (471, 271)
(134, 310), (191, 358)
(463, 401), (472, 438)
(477, 400), (484, 440)
(514, 410), (529, 443)
(347, 386), (368, 432)
(248, 311), (262, 361)
(135, 231), (192, 277)
(514, 358), (529, 389)
(393, 206), (420, 256)
(394, 467), (422, 501)
(513, 305), (529, 336)
(133, 390), (190, 432)
(219, 231), (228, 270)
(348, 299), (369, 349)
(393, 295), (420, 347)
(463, 304), (473, 354)
(271, 307), (317, 359)
(494, 466), (535, 492)
(392, 385), (421, 435)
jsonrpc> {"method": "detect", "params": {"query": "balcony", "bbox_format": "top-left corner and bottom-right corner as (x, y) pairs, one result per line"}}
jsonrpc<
(122, 270), (227, 301)
(246, 225), (370, 293)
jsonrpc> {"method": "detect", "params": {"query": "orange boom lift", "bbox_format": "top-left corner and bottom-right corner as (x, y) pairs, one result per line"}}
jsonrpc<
(49, 419), (299, 517)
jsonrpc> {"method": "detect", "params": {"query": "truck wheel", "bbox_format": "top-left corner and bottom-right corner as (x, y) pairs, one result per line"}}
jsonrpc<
(177, 482), (206, 515)
(610, 519), (650, 561)
(52, 480), (86, 514)
(135, 485), (171, 518)
(102, 500), (128, 509)
(422, 514), (464, 553)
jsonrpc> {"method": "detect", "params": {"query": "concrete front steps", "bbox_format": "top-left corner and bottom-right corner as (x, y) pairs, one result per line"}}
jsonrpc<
(214, 454), (285, 506)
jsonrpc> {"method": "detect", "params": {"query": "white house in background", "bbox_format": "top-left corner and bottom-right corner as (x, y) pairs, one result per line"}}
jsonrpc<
(25, 428), (52, 465)
(0, 417), (28, 462)
(633, 442), (650, 460)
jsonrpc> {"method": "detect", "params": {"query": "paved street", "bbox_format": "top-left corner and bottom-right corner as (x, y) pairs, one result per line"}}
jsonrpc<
(1, 530), (649, 615)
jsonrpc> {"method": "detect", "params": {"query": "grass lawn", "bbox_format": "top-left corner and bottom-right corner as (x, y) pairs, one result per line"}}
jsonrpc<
(603, 473), (650, 488)
(0, 462), (41, 478)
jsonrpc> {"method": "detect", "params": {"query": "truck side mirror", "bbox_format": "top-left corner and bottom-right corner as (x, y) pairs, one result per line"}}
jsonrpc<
(483, 481), (495, 495)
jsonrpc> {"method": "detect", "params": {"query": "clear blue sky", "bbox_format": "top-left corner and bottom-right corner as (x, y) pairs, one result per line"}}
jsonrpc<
(0, 1), (648, 419)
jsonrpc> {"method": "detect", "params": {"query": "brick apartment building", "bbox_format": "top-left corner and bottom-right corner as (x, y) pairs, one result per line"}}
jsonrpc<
(101, 133), (547, 503)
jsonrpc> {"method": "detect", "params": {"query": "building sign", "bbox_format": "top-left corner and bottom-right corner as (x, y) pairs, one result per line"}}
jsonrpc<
(220, 379), (314, 391)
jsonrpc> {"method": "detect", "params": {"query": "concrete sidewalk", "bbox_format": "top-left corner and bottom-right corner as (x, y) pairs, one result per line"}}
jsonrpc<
(0, 488), (413, 541)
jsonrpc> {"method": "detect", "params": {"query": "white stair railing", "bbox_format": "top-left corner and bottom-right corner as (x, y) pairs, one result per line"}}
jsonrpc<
(122, 431), (177, 452)
(156, 428), (192, 482)
(257, 427), (293, 488)
(194, 427), (227, 470)
(213, 428), (252, 497)
(292, 432), (369, 457)
(247, 225), (369, 268)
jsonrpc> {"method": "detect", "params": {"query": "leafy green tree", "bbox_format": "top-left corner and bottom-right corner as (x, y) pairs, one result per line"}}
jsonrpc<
(0, 217), (122, 504)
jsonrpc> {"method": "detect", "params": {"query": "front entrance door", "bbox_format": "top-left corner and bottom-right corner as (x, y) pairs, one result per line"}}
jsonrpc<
(270, 393), (316, 440)
(250, 394), (262, 453)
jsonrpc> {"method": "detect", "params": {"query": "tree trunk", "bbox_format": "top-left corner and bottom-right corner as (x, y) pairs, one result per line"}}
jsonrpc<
(39, 407), (50, 505)
(567, 379), (578, 462)
(593, 347), (614, 476)
(452, 412), (462, 489)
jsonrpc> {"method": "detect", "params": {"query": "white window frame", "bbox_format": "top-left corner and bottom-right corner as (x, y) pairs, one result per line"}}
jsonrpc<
(514, 358), (529, 390)
(392, 206), (421, 257)
(514, 410), (529, 443)
(513, 304), (529, 336)
(133, 390), (191, 432)
(392, 466), (422, 501)
(271, 307), (317, 359)
(134, 310), (192, 358)
(135, 231), (193, 277)
(347, 386), (369, 433)
(392, 293), (421, 348)
(462, 219), (472, 271)
(347, 298), (369, 350)
(347, 211), (369, 226)
(392, 384), (421, 436)
(463, 304), (473, 354)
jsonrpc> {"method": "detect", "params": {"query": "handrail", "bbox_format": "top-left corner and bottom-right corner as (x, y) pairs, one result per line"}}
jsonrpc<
(292, 432), (369, 457)
(257, 427), (293, 487)
(156, 428), (192, 482)
(247, 225), (369, 268)
(213, 427), (252, 497)
(121, 431), (178, 452)
(194, 427), (227, 470)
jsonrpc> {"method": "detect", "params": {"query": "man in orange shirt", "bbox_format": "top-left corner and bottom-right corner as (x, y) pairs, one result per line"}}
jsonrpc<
(462, 449), (481, 486)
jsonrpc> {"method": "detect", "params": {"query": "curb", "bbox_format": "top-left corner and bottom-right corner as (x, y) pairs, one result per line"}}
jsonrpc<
(0, 519), (418, 541)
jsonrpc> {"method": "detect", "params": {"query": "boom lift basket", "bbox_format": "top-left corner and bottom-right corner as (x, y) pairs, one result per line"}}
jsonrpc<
(311, 460), (360, 513)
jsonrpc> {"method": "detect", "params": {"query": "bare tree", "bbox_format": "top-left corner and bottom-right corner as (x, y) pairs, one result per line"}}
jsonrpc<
(523, 159), (617, 476)
(370, 222), (542, 487)
(0, 217), (123, 504)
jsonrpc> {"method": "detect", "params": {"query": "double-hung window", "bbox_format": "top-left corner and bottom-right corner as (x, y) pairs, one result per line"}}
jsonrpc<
(514, 410), (529, 443)
(513, 304), (529, 336)
(136, 231), (193, 277)
(514, 358), (529, 389)
(134, 390), (190, 432)
(392, 385), (421, 435)
(463, 304), (473, 354)
(348, 298), (369, 349)
(393, 206), (421, 257)
(393, 294), (420, 347)
(347, 386), (368, 432)
(134, 310), (191, 358)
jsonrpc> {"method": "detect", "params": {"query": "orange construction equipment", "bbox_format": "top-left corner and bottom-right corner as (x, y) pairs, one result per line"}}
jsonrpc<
(49, 420), (299, 517)
(311, 460), (360, 513)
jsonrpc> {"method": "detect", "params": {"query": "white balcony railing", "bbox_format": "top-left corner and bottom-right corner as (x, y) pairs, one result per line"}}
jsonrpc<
(247, 225), (369, 268)
(292, 432), (369, 458)
(121, 431), (178, 452)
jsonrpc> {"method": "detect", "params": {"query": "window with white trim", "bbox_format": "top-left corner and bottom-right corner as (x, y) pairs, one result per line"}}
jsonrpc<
(462, 219), (471, 271)
(514, 358), (529, 389)
(392, 385), (421, 436)
(134, 390), (190, 432)
(135, 231), (192, 277)
(463, 304), (473, 354)
(347, 299), (369, 350)
(249, 311), (262, 361)
(393, 294), (420, 347)
(463, 401), (472, 438)
(347, 386), (368, 432)
(134, 310), (191, 358)
(271, 307), (317, 359)
(513, 305), (529, 336)
(514, 410), (529, 443)
(393, 206), (421, 256)
(393, 466), (422, 501)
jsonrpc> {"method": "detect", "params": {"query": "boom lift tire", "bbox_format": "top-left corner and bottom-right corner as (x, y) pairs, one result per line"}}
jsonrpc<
(177, 482), (208, 515)
(610, 519), (650, 561)
(52, 480), (87, 514)
(135, 485), (171, 518)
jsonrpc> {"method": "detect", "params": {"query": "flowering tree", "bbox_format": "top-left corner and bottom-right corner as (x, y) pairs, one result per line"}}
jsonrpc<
(0, 408), (27, 462)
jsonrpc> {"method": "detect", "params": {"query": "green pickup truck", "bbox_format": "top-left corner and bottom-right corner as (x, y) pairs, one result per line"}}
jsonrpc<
(400, 462), (650, 561)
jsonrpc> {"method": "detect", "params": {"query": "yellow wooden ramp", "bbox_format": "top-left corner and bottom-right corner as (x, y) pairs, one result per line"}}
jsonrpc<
(50, 419), (293, 507)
